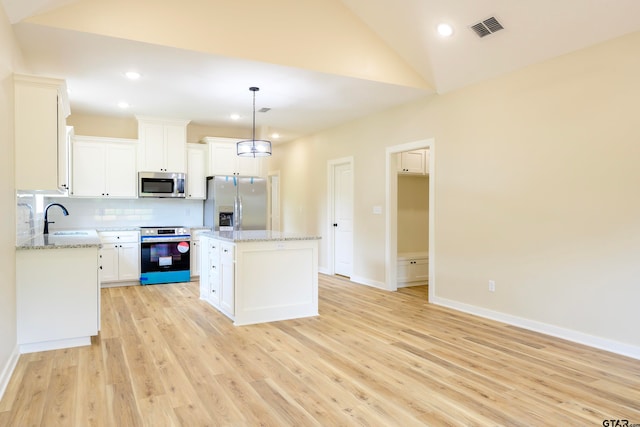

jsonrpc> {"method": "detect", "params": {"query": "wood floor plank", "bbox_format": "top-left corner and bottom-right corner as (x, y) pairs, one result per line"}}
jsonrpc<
(74, 338), (108, 427)
(2, 358), (53, 427)
(40, 365), (77, 426)
(1, 275), (639, 425)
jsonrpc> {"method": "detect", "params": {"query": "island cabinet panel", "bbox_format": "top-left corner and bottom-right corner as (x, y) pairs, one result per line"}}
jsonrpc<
(235, 241), (317, 325)
(199, 232), (319, 326)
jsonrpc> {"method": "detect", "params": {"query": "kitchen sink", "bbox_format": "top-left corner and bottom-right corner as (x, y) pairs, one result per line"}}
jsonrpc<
(51, 231), (90, 236)
(49, 230), (98, 238)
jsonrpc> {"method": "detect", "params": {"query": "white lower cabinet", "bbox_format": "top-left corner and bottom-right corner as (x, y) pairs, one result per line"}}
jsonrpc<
(397, 252), (429, 287)
(99, 231), (140, 285)
(200, 236), (235, 318)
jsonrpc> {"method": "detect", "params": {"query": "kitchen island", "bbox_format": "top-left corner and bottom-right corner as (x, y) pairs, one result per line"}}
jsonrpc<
(199, 230), (320, 326)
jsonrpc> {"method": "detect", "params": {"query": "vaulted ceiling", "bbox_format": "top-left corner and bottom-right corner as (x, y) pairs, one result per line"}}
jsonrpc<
(4, 0), (640, 141)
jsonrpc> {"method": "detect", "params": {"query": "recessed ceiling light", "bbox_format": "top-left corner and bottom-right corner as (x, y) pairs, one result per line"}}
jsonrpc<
(271, 133), (280, 139)
(230, 113), (240, 120)
(117, 101), (130, 109)
(124, 71), (141, 80)
(437, 23), (454, 37)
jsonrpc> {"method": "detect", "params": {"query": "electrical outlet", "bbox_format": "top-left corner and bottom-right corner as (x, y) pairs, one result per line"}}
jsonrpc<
(488, 280), (496, 292)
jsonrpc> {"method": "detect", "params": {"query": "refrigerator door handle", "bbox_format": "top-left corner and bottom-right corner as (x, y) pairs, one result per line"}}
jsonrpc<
(237, 195), (243, 230)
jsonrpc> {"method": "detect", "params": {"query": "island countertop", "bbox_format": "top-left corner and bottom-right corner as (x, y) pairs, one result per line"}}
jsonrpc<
(202, 230), (321, 243)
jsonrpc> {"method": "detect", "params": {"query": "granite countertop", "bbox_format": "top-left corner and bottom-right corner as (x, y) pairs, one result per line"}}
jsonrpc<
(16, 229), (102, 250)
(203, 230), (322, 243)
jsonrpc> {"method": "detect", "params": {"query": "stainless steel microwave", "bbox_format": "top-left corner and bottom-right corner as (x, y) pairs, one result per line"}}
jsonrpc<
(138, 172), (186, 198)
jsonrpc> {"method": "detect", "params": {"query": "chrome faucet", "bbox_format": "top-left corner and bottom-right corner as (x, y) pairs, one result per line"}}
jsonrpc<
(43, 203), (69, 234)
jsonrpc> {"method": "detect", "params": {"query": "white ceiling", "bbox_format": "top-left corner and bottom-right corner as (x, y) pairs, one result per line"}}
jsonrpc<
(4, 0), (640, 142)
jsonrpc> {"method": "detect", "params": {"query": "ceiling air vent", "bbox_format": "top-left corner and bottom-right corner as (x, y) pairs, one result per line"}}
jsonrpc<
(470, 16), (504, 38)
(258, 107), (271, 113)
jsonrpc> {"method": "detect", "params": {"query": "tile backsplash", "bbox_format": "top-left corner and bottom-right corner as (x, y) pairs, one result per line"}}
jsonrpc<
(16, 193), (204, 244)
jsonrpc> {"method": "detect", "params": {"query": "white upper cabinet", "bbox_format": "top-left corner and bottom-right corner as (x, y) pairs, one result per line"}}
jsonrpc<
(137, 117), (190, 173)
(203, 136), (263, 177)
(14, 74), (71, 193)
(71, 136), (138, 198)
(398, 149), (429, 175)
(186, 143), (207, 199)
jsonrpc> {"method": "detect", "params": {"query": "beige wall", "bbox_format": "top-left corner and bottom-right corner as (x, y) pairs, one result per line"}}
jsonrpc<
(271, 31), (640, 350)
(398, 174), (428, 254)
(68, 113), (249, 143)
(0, 4), (21, 394)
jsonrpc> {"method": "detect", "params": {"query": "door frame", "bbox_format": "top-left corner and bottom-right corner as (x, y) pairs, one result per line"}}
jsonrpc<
(327, 156), (354, 276)
(385, 139), (435, 298)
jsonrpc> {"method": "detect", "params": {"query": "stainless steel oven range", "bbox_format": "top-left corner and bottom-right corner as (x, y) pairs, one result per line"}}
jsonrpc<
(140, 226), (191, 285)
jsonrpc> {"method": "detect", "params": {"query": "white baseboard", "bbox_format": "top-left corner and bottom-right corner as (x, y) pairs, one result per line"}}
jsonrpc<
(0, 345), (20, 401)
(19, 336), (91, 354)
(431, 296), (640, 360)
(349, 275), (387, 290)
(318, 270), (388, 290)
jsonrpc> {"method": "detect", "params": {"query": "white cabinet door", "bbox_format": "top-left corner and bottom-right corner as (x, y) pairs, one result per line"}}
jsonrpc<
(209, 239), (221, 305)
(118, 242), (140, 281)
(99, 244), (119, 283)
(187, 144), (207, 199)
(204, 136), (263, 177)
(14, 75), (70, 193)
(139, 122), (166, 172)
(397, 259), (411, 283)
(208, 141), (236, 176)
(413, 259), (429, 282)
(72, 141), (107, 196)
(165, 124), (187, 173)
(72, 137), (137, 198)
(220, 244), (235, 316)
(198, 237), (210, 298)
(138, 118), (189, 173)
(398, 150), (427, 174)
(237, 155), (262, 177)
(105, 143), (137, 197)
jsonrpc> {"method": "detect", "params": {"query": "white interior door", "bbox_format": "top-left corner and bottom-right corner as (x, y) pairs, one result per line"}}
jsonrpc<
(333, 162), (353, 277)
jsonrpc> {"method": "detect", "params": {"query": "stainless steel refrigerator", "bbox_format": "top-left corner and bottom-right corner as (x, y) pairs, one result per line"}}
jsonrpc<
(204, 176), (268, 230)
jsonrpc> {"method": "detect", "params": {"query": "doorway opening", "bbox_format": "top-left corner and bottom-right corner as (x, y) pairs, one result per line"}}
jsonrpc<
(386, 139), (434, 301)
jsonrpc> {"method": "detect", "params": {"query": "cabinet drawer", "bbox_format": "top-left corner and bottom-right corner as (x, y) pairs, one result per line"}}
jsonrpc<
(99, 231), (140, 244)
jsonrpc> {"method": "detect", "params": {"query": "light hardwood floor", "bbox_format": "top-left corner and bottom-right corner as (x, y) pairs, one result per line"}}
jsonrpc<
(1, 274), (639, 426)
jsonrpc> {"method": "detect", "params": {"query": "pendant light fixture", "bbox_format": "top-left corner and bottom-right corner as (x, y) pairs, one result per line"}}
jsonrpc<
(237, 87), (272, 157)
